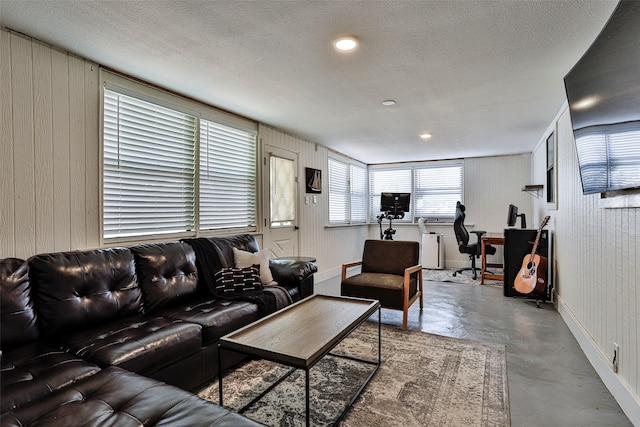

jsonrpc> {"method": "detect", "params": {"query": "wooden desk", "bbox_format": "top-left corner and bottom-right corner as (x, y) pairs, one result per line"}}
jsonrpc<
(481, 235), (504, 285)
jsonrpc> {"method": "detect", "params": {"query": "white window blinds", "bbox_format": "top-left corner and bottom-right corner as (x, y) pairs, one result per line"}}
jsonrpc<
(350, 164), (367, 223)
(328, 158), (349, 224)
(328, 157), (367, 225)
(103, 89), (196, 239)
(414, 163), (463, 221)
(199, 120), (257, 230)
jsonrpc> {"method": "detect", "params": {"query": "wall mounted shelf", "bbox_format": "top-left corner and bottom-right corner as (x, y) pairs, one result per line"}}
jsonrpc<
(522, 184), (543, 198)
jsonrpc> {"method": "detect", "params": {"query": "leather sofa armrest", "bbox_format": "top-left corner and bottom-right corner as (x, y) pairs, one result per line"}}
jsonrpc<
(269, 259), (317, 284)
(269, 259), (317, 299)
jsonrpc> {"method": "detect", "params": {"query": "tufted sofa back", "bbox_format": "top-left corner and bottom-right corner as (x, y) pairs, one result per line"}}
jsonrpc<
(0, 258), (39, 350)
(207, 234), (261, 269)
(28, 248), (142, 338)
(130, 242), (200, 312)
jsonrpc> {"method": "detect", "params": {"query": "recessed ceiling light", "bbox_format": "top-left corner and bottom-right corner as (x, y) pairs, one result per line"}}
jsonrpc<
(420, 133), (433, 140)
(334, 36), (359, 52)
(381, 100), (396, 106)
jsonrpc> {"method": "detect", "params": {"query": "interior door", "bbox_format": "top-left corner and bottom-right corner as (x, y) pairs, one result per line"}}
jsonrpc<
(263, 145), (299, 258)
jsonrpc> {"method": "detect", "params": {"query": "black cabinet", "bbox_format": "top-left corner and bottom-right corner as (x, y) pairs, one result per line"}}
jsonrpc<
(503, 228), (551, 300)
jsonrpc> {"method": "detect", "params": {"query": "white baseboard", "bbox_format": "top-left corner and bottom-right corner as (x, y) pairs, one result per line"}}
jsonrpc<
(315, 266), (341, 284)
(556, 294), (640, 426)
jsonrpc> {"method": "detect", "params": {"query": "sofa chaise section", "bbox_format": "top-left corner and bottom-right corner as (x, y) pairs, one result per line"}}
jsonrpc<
(0, 258), (100, 413)
(0, 366), (264, 427)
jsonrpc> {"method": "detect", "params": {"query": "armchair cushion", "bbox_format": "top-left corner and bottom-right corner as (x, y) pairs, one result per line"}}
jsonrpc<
(341, 272), (417, 308)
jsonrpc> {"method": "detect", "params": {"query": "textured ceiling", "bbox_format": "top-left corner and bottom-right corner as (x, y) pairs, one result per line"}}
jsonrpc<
(1, 0), (618, 164)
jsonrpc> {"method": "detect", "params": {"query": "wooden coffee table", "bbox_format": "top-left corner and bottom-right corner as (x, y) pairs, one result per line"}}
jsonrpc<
(218, 294), (381, 426)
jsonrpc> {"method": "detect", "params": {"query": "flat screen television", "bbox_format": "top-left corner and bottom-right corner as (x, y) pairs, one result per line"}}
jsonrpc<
(507, 204), (526, 228)
(380, 192), (410, 216)
(564, 1), (640, 195)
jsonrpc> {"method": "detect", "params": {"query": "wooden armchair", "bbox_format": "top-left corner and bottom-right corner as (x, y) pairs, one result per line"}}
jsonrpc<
(341, 239), (423, 331)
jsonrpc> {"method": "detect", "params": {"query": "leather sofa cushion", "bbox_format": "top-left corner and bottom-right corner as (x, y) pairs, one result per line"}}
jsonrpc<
(1, 258), (39, 349)
(58, 314), (202, 375)
(0, 366), (263, 427)
(28, 248), (142, 337)
(0, 342), (100, 413)
(130, 242), (200, 312)
(156, 299), (260, 346)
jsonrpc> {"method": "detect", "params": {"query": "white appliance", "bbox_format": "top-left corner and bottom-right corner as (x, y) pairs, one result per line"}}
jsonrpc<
(421, 233), (445, 269)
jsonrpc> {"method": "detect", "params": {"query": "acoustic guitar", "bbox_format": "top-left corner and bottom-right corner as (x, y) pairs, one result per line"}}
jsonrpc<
(513, 216), (550, 295)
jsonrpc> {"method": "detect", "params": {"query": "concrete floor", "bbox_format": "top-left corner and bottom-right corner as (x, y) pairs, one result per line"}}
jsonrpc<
(317, 275), (632, 426)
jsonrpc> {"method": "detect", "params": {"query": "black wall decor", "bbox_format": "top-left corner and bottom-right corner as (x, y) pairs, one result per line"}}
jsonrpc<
(305, 168), (322, 193)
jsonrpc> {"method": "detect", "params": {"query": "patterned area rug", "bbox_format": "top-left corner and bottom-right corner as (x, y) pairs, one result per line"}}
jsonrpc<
(198, 322), (510, 426)
(424, 268), (503, 286)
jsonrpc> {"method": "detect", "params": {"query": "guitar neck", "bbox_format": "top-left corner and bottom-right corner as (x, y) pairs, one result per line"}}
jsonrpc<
(529, 216), (550, 258)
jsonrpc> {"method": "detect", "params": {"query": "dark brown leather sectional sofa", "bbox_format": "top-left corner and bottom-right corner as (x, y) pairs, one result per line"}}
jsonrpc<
(0, 234), (316, 426)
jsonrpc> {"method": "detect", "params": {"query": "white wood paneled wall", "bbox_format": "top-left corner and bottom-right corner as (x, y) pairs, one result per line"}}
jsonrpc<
(1, 30), (100, 259)
(532, 105), (640, 422)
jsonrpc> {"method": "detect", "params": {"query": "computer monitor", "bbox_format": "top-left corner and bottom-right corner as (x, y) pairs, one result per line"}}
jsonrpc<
(380, 192), (410, 216)
(507, 204), (526, 228)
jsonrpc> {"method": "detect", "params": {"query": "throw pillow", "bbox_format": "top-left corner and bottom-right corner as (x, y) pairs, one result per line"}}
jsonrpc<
(213, 266), (262, 295)
(233, 247), (277, 286)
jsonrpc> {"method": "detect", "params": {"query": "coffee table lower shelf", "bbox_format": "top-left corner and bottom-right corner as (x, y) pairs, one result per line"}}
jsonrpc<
(217, 295), (381, 426)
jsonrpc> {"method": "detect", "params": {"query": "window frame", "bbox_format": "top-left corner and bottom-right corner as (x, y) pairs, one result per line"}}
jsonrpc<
(369, 160), (463, 223)
(100, 71), (258, 244)
(327, 155), (368, 226)
(546, 131), (556, 206)
(199, 118), (258, 232)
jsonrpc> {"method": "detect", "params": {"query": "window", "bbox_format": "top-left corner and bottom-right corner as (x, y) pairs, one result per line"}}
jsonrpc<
(414, 163), (463, 221)
(369, 168), (412, 221)
(102, 74), (258, 241)
(546, 132), (555, 204)
(328, 157), (367, 225)
(350, 164), (367, 222)
(103, 89), (196, 239)
(328, 159), (348, 224)
(270, 155), (296, 227)
(369, 161), (462, 222)
(199, 120), (257, 231)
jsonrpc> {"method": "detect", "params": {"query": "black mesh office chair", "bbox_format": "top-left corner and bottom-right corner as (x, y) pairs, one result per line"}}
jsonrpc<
(453, 201), (495, 280)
